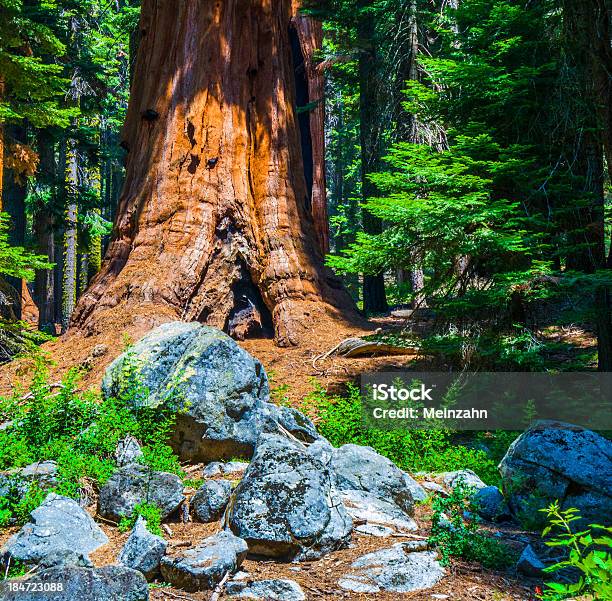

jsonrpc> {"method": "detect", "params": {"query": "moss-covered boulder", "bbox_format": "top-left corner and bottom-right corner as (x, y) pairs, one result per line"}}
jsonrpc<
(102, 322), (319, 462)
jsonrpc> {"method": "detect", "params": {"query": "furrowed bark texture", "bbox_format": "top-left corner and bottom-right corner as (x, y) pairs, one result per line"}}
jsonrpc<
(291, 3), (329, 254)
(71, 0), (354, 346)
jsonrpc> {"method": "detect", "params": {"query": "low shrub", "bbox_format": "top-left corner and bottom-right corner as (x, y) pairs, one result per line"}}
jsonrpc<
(429, 482), (517, 569)
(0, 360), (183, 525)
(118, 502), (164, 537)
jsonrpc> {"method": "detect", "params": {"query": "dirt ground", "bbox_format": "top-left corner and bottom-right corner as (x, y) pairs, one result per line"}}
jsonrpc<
(0, 493), (542, 601)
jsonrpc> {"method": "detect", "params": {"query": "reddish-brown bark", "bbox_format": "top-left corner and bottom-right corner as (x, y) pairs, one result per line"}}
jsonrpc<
(291, 4), (329, 254)
(71, 0), (354, 346)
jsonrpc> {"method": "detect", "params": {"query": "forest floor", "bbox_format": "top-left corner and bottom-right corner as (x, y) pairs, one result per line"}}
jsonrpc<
(0, 480), (542, 601)
(0, 312), (428, 402)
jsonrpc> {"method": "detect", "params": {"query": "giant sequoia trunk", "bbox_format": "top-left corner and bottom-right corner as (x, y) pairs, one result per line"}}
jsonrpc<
(291, 3), (329, 254)
(71, 0), (354, 346)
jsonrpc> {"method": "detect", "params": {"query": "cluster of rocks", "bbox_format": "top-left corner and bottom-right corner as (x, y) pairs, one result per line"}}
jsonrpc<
(1, 322), (610, 599)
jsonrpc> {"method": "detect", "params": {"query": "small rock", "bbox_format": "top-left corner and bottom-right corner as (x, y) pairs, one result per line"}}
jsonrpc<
(226, 578), (306, 600)
(228, 434), (352, 560)
(332, 444), (425, 513)
(191, 480), (232, 522)
(1, 493), (108, 566)
(472, 486), (511, 522)
(517, 544), (545, 576)
(222, 461), (250, 475)
(338, 543), (445, 593)
(203, 462), (224, 477)
(115, 436), (144, 467)
(421, 481), (447, 496)
(442, 470), (486, 491)
(160, 531), (248, 592)
(118, 516), (167, 580)
(341, 489), (417, 532)
(97, 464), (185, 522)
(0, 565), (148, 601)
(203, 461), (250, 478)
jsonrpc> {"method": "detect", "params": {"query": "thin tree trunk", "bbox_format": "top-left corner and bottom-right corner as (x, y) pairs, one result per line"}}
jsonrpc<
(2, 124), (27, 319)
(62, 137), (78, 333)
(358, 5), (388, 314)
(34, 129), (56, 330)
(71, 0), (355, 346)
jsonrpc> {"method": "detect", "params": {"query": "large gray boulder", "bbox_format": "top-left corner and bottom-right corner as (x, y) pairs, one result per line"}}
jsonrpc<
(191, 480), (232, 522)
(0, 566), (148, 601)
(226, 578), (306, 600)
(228, 434), (353, 560)
(102, 322), (319, 462)
(331, 444), (425, 514)
(338, 543), (445, 593)
(97, 464), (185, 522)
(499, 421), (612, 526)
(1, 494), (108, 565)
(160, 531), (248, 592)
(118, 516), (167, 580)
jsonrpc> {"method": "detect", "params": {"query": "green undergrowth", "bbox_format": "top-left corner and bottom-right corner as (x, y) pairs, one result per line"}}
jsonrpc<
(306, 380), (504, 484)
(0, 359), (183, 526)
(118, 502), (164, 537)
(429, 482), (518, 569)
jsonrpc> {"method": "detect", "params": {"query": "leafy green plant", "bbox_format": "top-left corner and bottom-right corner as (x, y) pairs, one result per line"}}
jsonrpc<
(538, 502), (612, 600)
(118, 502), (164, 537)
(0, 481), (46, 527)
(0, 360), (184, 523)
(429, 481), (517, 569)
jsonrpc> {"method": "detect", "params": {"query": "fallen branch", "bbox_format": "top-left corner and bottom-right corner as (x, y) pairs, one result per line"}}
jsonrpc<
(209, 571), (230, 601)
(313, 337), (418, 367)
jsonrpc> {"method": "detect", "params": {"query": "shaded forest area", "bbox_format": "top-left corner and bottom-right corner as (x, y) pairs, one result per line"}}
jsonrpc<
(0, 3), (611, 601)
(0, 0), (611, 369)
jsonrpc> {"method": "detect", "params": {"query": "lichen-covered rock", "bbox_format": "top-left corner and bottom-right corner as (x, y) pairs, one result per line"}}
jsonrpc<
(338, 544), (445, 593)
(442, 470), (487, 491)
(228, 434), (353, 560)
(472, 486), (511, 522)
(191, 480), (232, 522)
(97, 464), (184, 522)
(115, 436), (144, 467)
(331, 444), (424, 513)
(202, 461), (249, 478)
(118, 516), (167, 580)
(160, 531), (248, 592)
(102, 323), (320, 462)
(226, 578), (306, 600)
(340, 489), (417, 532)
(1, 493), (108, 566)
(0, 566), (149, 601)
(499, 421), (612, 526)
